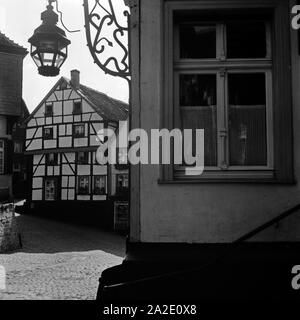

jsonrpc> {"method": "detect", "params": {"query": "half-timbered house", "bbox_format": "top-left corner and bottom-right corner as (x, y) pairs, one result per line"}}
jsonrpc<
(24, 70), (129, 226)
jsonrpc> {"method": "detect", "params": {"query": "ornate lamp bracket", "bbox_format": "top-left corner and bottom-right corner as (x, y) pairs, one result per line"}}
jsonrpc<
(83, 0), (131, 83)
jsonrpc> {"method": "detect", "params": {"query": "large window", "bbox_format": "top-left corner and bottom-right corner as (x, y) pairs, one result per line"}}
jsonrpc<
(175, 18), (272, 176)
(0, 140), (4, 175)
(163, 1), (293, 183)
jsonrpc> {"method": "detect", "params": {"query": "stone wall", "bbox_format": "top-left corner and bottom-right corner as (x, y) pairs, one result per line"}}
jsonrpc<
(0, 204), (20, 253)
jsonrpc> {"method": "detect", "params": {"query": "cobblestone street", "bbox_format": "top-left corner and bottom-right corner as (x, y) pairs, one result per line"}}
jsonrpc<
(0, 214), (125, 300)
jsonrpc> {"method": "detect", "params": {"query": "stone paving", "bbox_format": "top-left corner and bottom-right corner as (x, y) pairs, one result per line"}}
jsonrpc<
(0, 214), (125, 300)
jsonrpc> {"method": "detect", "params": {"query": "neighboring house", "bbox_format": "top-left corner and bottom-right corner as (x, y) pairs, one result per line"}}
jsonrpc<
(24, 70), (129, 226)
(12, 100), (30, 199)
(0, 32), (28, 202)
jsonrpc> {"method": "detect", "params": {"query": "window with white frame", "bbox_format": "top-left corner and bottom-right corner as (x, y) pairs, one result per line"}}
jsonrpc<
(0, 140), (4, 175)
(173, 16), (273, 179)
(161, 1), (295, 183)
(77, 176), (90, 195)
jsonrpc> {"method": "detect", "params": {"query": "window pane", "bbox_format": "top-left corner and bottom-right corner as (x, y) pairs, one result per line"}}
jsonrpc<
(180, 74), (216, 106)
(228, 73), (267, 166)
(179, 24), (216, 59)
(226, 21), (267, 59)
(180, 74), (217, 166)
(45, 179), (56, 201)
(45, 103), (53, 115)
(94, 176), (106, 195)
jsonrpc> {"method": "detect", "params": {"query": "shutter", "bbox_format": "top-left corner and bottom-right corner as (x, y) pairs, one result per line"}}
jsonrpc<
(4, 139), (13, 174)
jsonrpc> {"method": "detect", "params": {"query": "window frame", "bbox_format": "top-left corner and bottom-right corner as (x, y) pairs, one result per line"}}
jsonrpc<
(13, 163), (21, 172)
(73, 123), (85, 138)
(77, 176), (90, 195)
(162, 0), (294, 184)
(116, 174), (129, 195)
(14, 141), (23, 154)
(46, 153), (59, 166)
(44, 177), (58, 201)
(45, 102), (53, 117)
(77, 151), (89, 165)
(93, 175), (107, 195)
(73, 101), (82, 115)
(43, 127), (54, 140)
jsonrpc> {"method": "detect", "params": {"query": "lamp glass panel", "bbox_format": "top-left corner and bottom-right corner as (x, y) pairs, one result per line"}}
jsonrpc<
(40, 52), (55, 66)
(39, 40), (57, 51)
(32, 53), (42, 67)
(55, 53), (65, 67)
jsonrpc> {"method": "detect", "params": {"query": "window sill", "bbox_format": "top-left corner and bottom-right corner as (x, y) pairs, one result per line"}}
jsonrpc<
(158, 170), (296, 184)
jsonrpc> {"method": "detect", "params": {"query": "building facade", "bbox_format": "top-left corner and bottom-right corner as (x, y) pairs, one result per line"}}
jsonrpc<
(25, 70), (129, 226)
(0, 32), (28, 202)
(98, 0), (300, 300)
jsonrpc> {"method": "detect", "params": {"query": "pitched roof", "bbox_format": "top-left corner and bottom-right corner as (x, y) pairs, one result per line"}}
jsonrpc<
(0, 32), (28, 56)
(25, 77), (129, 123)
(61, 77), (128, 121)
(77, 83), (129, 121)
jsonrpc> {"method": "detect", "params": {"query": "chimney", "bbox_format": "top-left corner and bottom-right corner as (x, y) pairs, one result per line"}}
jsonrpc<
(71, 70), (80, 89)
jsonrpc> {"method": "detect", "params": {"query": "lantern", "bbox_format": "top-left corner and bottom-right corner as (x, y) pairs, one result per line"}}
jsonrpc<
(28, 0), (71, 77)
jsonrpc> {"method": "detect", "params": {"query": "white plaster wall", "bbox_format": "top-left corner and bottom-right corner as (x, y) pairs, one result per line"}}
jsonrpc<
(134, 0), (300, 243)
(32, 190), (42, 201)
(32, 178), (43, 189)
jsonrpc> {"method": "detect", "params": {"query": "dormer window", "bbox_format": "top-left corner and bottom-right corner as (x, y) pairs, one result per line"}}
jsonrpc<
(44, 127), (54, 140)
(73, 101), (82, 115)
(73, 124), (85, 138)
(45, 103), (53, 117)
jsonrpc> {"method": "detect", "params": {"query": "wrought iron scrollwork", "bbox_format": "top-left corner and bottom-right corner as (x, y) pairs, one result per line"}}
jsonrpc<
(83, 0), (131, 82)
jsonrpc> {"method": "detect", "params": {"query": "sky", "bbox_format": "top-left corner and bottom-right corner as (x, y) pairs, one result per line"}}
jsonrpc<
(0, 0), (129, 112)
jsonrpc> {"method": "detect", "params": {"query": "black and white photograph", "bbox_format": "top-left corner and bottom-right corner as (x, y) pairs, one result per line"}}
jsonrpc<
(1, 0), (300, 317)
